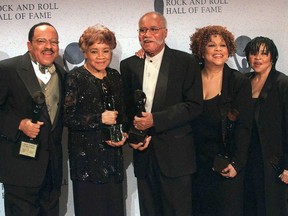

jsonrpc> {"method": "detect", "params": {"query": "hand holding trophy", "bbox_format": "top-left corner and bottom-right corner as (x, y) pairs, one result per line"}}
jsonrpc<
(101, 77), (124, 142)
(128, 89), (148, 144)
(19, 91), (45, 158)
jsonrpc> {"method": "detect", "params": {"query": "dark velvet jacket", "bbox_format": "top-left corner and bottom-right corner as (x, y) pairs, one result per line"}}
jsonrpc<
(246, 68), (288, 216)
(0, 52), (65, 188)
(63, 66), (127, 184)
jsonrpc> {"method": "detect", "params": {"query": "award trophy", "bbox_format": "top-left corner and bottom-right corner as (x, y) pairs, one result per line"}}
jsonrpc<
(19, 91), (45, 158)
(213, 108), (239, 173)
(128, 90), (148, 144)
(101, 77), (123, 142)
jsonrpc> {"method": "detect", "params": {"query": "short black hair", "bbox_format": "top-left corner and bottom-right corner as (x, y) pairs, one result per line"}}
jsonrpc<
(244, 36), (278, 67)
(28, 22), (56, 42)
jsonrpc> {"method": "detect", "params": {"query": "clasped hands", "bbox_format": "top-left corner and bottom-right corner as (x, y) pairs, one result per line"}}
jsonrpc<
(102, 110), (127, 147)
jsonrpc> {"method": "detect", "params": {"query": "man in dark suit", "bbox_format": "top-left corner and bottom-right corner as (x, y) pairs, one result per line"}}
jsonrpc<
(120, 12), (202, 216)
(0, 22), (66, 216)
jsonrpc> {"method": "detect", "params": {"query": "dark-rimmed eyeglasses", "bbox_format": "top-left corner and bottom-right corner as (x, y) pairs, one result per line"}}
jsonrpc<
(33, 38), (59, 46)
(138, 27), (166, 35)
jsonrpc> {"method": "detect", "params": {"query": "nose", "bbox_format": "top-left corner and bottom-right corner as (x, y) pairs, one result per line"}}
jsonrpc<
(254, 53), (261, 59)
(97, 51), (105, 58)
(215, 45), (222, 51)
(146, 29), (155, 35)
(45, 42), (52, 48)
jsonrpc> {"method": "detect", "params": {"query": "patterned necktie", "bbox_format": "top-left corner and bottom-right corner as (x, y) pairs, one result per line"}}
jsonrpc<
(30, 52), (55, 74)
(38, 63), (56, 74)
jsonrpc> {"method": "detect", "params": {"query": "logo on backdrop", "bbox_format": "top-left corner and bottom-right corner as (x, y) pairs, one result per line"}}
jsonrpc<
(63, 42), (84, 71)
(154, 0), (164, 14)
(233, 35), (251, 73)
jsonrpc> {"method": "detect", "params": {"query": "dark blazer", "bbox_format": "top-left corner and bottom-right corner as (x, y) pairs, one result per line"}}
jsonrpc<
(218, 64), (253, 172)
(120, 45), (202, 178)
(246, 68), (288, 215)
(0, 52), (65, 188)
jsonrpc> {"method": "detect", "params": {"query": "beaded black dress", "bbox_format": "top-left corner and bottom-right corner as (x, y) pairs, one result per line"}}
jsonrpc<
(63, 66), (127, 184)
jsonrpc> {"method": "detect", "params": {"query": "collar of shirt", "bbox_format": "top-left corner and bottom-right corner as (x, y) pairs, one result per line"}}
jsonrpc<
(145, 46), (165, 68)
(31, 61), (51, 85)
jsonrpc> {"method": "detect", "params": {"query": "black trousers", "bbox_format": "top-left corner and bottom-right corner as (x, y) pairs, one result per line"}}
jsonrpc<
(137, 152), (193, 216)
(72, 180), (124, 216)
(3, 162), (60, 216)
(193, 167), (244, 216)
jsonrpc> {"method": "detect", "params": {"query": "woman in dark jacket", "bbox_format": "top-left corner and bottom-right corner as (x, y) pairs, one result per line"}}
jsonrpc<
(244, 36), (288, 216)
(190, 25), (253, 216)
(63, 25), (128, 216)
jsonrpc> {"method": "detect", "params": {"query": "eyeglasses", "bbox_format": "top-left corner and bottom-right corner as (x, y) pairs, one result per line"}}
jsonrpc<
(33, 38), (59, 46)
(138, 27), (166, 35)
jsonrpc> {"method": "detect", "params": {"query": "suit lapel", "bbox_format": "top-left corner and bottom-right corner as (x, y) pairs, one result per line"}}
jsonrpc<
(151, 47), (169, 112)
(17, 52), (42, 96)
(250, 69), (277, 123)
(17, 53), (51, 126)
(258, 69), (276, 102)
(135, 59), (145, 89)
(254, 69), (277, 122)
(220, 64), (232, 105)
(17, 53), (64, 130)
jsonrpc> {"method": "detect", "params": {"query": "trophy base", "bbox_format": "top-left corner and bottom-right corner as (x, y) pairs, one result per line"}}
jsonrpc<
(128, 127), (147, 144)
(18, 136), (39, 159)
(102, 124), (123, 142)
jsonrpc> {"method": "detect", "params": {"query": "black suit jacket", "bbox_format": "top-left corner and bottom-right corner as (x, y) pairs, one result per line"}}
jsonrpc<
(246, 68), (288, 215)
(120, 46), (202, 178)
(0, 52), (66, 188)
(218, 64), (253, 172)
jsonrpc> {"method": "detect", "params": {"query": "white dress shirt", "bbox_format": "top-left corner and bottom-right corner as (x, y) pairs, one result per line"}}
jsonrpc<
(143, 47), (165, 112)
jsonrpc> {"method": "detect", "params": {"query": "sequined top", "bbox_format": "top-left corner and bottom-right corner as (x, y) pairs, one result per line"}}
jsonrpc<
(63, 66), (127, 183)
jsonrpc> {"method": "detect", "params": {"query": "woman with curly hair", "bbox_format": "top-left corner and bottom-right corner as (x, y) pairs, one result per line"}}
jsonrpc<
(190, 26), (253, 216)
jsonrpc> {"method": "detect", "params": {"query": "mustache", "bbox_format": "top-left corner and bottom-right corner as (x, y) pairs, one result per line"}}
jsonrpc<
(42, 48), (54, 53)
(143, 38), (155, 43)
(142, 38), (164, 45)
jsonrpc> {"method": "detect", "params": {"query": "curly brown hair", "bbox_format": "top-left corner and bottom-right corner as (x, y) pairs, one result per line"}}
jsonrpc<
(79, 24), (116, 53)
(190, 25), (236, 62)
